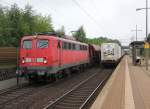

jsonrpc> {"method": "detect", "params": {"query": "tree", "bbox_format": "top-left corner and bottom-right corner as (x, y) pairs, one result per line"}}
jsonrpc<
(0, 6), (6, 46)
(55, 26), (65, 37)
(72, 26), (86, 42)
(0, 4), (54, 47)
(85, 37), (121, 46)
(7, 4), (23, 46)
(34, 15), (54, 33)
(21, 4), (35, 35)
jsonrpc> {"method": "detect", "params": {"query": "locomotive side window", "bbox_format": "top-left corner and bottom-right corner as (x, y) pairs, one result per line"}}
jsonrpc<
(37, 40), (49, 48)
(57, 41), (61, 48)
(80, 45), (82, 50)
(23, 40), (32, 49)
(69, 43), (71, 49)
(63, 42), (86, 51)
(63, 42), (70, 50)
(85, 46), (87, 50)
(63, 42), (67, 49)
(83, 45), (85, 50)
(72, 44), (75, 50)
(76, 44), (80, 50)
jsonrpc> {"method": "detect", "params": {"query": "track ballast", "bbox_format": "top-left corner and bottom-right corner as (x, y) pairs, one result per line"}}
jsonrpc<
(44, 69), (113, 109)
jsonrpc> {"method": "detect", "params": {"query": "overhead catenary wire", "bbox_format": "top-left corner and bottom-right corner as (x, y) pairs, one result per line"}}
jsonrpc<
(71, 0), (103, 30)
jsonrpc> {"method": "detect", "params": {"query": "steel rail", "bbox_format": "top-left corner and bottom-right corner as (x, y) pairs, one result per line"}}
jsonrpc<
(79, 72), (111, 109)
(43, 71), (100, 109)
(43, 69), (113, 109)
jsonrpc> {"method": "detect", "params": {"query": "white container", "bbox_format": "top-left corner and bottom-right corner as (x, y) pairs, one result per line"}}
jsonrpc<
(101, 43), (121, 64)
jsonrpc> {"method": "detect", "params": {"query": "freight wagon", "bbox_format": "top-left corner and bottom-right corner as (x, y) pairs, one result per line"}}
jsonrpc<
(101, 43), (122, 66)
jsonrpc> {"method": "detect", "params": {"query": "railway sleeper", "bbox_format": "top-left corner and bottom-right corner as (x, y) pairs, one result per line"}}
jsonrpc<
(53, 103), (81, 109)
(64, 95), (87, 99)
(61, 99), (83, 104)
(73, 89), (94, 94)
(69, 92), (91, 97)
(64, 96), (88, 100)
(57, 102), (82, 106)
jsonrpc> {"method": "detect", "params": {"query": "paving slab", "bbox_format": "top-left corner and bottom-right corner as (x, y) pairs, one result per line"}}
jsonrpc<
(128, 57), (150, 109)
(91, 57), (126, 109)
(91, 56), (150, 109)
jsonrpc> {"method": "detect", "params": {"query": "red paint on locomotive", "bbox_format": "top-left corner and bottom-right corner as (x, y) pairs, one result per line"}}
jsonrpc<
(19, 35), (89, 77)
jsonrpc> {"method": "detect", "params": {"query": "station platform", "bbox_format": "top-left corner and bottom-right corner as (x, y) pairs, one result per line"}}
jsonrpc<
(91, 56), (150, 109)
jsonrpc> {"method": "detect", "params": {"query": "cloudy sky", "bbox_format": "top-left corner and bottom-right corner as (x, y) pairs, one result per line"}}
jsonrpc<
(0, 0), (150, 45)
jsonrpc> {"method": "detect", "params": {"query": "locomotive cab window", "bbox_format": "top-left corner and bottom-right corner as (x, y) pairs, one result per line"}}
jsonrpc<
(37, 40), (49, 48)
(69, 43), (71, 49)
(23, 40), (32, 49)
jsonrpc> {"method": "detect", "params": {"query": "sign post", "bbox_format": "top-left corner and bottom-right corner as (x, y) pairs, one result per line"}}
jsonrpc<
(144, 42), (149, 70)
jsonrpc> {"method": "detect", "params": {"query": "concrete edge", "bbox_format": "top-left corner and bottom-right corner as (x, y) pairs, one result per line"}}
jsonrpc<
(124, 57), (135, 109)
(90, 59), (122, 109)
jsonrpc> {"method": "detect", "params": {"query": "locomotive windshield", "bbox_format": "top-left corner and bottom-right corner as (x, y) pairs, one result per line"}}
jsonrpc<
(23, 40), (32, 49)
(37, 40), (49, 48)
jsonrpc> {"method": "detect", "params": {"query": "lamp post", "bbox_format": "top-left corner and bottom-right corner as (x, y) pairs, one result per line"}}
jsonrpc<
(136, 0), (149, 70)
(131, 25), (142, 41)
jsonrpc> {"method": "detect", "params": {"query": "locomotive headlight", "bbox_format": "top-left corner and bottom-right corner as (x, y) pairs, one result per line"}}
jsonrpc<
(22, 60), (25, 64)
(22, 57), (25, 64)
(43, 57), (47, 64)
(43, 60), (47, 64)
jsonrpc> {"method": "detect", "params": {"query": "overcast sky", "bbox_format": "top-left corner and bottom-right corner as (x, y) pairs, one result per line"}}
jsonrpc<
(0, 0), (150, 45)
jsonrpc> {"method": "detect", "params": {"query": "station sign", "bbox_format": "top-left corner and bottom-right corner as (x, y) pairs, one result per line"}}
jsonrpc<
(144, 42), (150, 48)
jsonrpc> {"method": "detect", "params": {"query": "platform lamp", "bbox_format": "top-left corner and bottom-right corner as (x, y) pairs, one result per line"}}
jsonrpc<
(136, 0), (150, 70)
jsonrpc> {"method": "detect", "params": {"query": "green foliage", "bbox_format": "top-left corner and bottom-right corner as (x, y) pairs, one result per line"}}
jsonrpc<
(55, 26), (65, 37)
(85, 37), (121, 46)
(71, 26), (121, 45)
(0, 4), (53, 47)
(0, 4), (121, 47)
(72, 26), (86, 42)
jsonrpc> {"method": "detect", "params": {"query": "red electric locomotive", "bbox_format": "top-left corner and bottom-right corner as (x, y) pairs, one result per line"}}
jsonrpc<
(18, 33), (89, 81)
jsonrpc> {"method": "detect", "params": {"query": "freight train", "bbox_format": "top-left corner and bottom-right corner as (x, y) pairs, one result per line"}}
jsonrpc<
(17, 33), (101, 81)
(17, 33), (123, 81)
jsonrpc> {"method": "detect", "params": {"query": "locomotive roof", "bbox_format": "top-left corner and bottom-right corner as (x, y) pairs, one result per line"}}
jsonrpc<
(22, 35), (88, 46)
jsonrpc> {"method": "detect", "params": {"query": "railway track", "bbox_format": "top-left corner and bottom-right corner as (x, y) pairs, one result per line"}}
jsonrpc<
(44, 69), (113, 109)
(0, 68), (101, 109)
(0, 83), (46, 109)
(0, 67), (113, 109)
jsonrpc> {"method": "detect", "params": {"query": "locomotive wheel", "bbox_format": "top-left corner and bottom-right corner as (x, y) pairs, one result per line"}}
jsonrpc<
(65, 69), (71, 77)
(28, 74), (38, 83)
(81, 64), (85, 72)
(51, 74), (56, 82)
